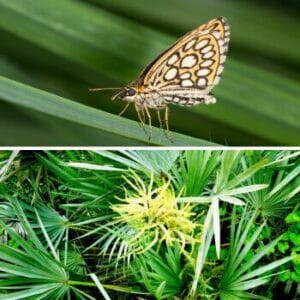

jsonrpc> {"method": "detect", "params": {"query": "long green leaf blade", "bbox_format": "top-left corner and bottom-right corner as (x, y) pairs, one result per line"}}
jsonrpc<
(0, 76), (216, 146)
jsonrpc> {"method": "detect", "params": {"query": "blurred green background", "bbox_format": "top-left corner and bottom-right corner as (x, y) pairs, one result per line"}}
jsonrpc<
(0, 0), (299, 146)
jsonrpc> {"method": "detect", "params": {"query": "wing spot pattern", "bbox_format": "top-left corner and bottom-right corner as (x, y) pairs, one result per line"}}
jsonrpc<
(181, 55), (198, 68)
(197, 78), (207, 87)
(201, 60), (213, 67)
(184, 39), (197, 51)
(180, 72), (191, 79)
(217, 66), (224, 75)
(195, 39), (209, 50)
(181, 79), (193, 87)
(197, 68), (210, 76)
(203, 51), (214, 59)
(201, 45), (213, 54)
(220, 55), (226, 64)
(167, 53), (180, 66)
(164, 67), (178, 81)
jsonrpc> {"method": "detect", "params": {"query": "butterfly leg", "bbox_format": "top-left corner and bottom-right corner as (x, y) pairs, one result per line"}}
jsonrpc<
(144, 105), (152, 141)
(156, 106), (171, 140)
(134, 103), (143, 124)
(163, 105), (173, 142)
(140, 106), (146, 125)
(118, 102), (130, 116)
(156, 109), (163, 130)
(134, 103), (151, 139)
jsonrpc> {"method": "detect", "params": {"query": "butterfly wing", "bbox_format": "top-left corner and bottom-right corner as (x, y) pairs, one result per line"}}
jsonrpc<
(136, 17), (230, 105)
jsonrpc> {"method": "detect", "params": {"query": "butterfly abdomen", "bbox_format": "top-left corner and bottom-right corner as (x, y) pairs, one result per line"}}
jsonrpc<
(163, 93), (216, 106)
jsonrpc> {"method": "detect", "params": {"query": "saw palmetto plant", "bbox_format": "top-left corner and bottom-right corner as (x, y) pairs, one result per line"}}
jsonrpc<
(0, 0), (299, 145)
(0, 150), (299, 299)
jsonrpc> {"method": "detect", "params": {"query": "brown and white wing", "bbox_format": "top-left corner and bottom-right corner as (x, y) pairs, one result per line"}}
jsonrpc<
(136, 17), (230, 104)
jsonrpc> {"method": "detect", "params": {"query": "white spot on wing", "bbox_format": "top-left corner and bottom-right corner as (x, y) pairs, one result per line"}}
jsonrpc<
(197, 69), (210, 76)
(164, 67), (178, 81)
(201, 60), (213, 67)
(212, 31), (221, 39)
(201, 45), (213, 54)
(167, 54), (179, 65)
(220, 55), (226, 64)
(180, 72), (191, 79)
(203, 51), (214, 59)
(180, 99), (187, 105)
(204, 96), (216, 104)
(181, 55), (198, 68)
(195, 39), (209, 50)
(217, 66), (224, 75)
(197, 78), (207, 87)
(181, 79), (193, 87)
(214, 76), (221, 85)
(220, 46), (226, 54)
(184, 39), (196, 51)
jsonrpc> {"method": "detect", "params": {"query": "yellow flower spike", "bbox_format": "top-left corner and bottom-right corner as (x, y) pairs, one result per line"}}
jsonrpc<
(112, 171), (198, 255)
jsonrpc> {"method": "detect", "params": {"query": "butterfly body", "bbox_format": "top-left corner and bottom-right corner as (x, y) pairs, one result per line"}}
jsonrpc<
(120, 85), (216, 109)
(112, 17), (230, 133)
(119, 87), (165, 110)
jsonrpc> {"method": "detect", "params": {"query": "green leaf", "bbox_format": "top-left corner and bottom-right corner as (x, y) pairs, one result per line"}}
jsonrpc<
(221, 184), (268, 196)
(278, 242), (289, 254)
(279, 270), (291, 282)
(191, 203), (214, 296)
(0, 76), (216, 146)
(133, 247), (184, 299)
(218, 195), (245, 206)
(175, 150), (220, 196)
(291, 272), (300, 283)
(89, 274), (111, 300)
(95, 150), (179, 176)
(94, 0), (300, 65)
(225, 159), (268, 191)
(267, 164), (300, 198)
(286, 211), (300, 223)
(219, 207), (291, 299)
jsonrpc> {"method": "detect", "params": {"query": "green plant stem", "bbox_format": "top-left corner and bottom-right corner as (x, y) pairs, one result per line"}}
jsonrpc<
(68, 280), (96, 287)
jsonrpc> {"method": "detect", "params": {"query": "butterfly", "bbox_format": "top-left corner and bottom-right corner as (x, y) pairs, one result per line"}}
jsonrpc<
(91, 17), (230, 139)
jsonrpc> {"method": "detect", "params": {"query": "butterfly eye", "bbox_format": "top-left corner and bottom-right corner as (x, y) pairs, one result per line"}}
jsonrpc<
(127, 88), (136, 96)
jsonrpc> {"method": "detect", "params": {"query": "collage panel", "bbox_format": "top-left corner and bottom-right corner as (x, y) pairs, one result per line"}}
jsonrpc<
(0, 149), (299, 299)
(0, 0), (299, 146)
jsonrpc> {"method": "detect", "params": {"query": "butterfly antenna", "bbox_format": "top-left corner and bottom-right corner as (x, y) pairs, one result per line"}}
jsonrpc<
(89, 87), (121, 92)
(111, 90), (124, 101)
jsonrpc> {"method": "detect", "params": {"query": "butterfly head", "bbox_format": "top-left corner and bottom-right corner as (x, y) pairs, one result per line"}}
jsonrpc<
(112, 85), (141, 102)
(112, 86), (138, 102)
